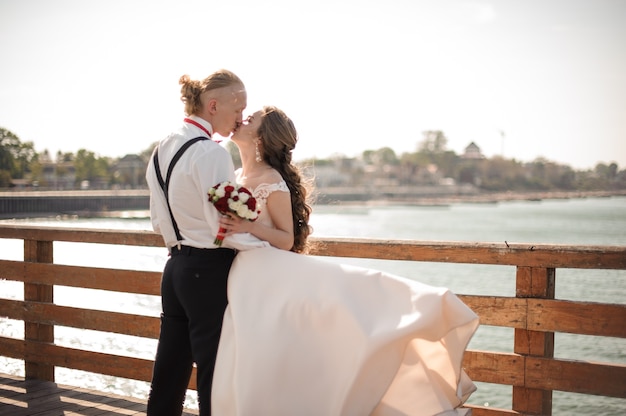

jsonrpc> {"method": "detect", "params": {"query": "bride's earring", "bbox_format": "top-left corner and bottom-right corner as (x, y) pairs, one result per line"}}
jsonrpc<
(255, 140), (262, 163)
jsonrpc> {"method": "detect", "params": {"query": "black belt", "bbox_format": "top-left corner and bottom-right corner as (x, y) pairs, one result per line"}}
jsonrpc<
(170, 245), (237, 257)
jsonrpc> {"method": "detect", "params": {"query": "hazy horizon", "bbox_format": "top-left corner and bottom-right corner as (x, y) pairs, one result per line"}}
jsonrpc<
(19, 133), (624, 172)
(1, 0), (625, 170)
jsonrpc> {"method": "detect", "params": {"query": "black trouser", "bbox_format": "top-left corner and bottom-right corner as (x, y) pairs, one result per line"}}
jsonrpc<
(147, 246), (237, 416)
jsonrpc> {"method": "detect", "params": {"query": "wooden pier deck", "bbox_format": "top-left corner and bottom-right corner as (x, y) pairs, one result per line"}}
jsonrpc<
(0, 373), (198, 416)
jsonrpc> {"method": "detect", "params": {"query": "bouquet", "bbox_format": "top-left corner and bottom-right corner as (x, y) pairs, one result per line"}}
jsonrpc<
(208, 181), (260, 246)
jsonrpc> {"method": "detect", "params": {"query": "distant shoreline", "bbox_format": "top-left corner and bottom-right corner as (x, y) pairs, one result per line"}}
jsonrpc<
(1, 189), (624, 221)
(316, 189), (626, 207)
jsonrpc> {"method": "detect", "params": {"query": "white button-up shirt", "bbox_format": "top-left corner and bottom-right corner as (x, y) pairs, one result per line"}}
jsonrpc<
(146, 115), (268, 251)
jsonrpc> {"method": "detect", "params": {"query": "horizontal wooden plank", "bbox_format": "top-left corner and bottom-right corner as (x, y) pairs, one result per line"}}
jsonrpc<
(0, 296), (519, 342)
(463, 352), (626, 405)
(463, 350), (525, 386)
(459, 296), (527, 329)
(528, 299), (626, 338)
(0, 338), (198, 390)
(1, 224), (625, 269)
(4, 294), (623, 341)
(0, 224), (164, 247)
(0, 336), (23, 360)
(17, 295), (619, 341)
(459, 295), (626, 338)
(0, 299), (159, 339)
(308, 238), (626, 269)
(0, 339), (527, 392)
(0, 298), (26, 321)
(26, 340), (155, 383)
(526, 356), (626, 398)
(0, 260), (161, 295)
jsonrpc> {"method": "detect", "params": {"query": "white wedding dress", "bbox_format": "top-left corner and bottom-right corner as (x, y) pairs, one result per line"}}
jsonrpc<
(212, 180), (479, 416)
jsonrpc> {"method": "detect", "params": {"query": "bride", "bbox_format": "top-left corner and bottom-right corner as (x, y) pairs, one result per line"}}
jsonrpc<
(213, 106), (479, 415)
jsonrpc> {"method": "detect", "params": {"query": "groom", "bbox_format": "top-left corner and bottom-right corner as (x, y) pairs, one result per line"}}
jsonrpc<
(145, 69), (246, 415)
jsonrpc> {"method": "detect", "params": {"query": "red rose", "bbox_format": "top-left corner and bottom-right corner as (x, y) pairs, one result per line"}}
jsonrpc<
(214, 197), (229, 213)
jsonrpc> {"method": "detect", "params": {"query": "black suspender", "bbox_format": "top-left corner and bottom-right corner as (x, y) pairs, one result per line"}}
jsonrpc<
(153, 137), (208, 244)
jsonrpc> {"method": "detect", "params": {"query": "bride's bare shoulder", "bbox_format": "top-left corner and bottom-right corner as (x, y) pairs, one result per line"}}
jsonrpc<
(242, 168), (285, 194)
(263, 169), (283, 184)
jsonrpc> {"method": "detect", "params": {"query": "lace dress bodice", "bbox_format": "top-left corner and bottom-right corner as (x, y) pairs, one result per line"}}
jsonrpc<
(250, 181), (289, 228)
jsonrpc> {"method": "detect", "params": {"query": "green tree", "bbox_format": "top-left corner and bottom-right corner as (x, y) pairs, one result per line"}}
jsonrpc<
(418, 130), (448, 154)
(57, 151), (74, 163)
(595, 162), (618, 182)
(556, 166), (576, 190)
(362, 147), (398, 165)
(29, 158), (43, 185)
(0, 129), (16, 186)
(74, 149), (110, 184)
(431, 150), (459, 178)
(479, 157), (527, 191)
(457, 160), (481, 185)
(409, 131), (451, 173)
(399, 150), (429, 169)
(0, 127), (37, 186)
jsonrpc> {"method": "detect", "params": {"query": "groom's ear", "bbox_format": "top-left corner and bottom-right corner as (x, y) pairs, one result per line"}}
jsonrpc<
(208, 98), (218, 114)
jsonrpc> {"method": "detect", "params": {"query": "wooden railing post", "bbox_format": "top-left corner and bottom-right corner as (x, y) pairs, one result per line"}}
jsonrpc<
(513, 266), (555, 415)
(24, 239), (54, 381)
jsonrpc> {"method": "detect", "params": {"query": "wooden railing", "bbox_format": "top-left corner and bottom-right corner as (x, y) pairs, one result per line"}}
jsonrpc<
(0, 224), (625, 415)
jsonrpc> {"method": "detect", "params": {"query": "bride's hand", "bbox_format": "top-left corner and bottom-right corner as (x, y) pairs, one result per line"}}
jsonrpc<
(219, 213), (251, 235)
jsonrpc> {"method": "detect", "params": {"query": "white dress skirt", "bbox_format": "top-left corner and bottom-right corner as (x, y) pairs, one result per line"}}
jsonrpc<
(212, 247), (479, 416)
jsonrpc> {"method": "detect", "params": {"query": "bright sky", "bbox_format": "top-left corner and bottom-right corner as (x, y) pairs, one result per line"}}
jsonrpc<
(1, 0), (625, 170)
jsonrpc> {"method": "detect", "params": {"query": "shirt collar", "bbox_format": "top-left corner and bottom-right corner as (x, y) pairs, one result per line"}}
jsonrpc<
(186, 115), (214, 136)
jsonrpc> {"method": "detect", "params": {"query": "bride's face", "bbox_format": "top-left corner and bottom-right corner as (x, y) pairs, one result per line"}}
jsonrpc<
(232, 110), (263, 143)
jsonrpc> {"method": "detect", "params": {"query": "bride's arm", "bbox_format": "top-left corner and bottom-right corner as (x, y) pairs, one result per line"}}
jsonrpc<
(253, 191), (294, 250)
(220, 189), (295, 251)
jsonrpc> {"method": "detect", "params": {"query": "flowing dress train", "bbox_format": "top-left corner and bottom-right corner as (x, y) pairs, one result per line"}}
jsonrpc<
(212, 180), (479, 415)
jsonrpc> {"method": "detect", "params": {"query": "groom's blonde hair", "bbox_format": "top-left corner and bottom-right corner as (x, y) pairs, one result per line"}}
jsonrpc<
(179, 69), (244, 116)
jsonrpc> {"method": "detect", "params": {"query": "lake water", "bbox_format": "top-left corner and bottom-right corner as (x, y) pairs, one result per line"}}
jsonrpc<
(1, 196), (625, 414)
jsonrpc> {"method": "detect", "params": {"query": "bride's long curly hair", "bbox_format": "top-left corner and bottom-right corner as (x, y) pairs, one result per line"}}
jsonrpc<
(257, 106), (313, 253)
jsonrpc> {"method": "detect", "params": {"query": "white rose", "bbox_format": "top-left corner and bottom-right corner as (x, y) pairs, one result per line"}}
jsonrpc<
(236, 205), (250, 218)
(229, 200), (243, 212)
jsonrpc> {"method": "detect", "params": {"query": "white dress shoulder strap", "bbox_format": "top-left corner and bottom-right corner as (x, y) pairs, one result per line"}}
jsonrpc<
(253, 180), (289, 205)
(251, 180), (289, 228)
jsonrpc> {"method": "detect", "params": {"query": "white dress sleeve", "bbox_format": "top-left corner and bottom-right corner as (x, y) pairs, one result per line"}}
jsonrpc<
(252, 180), (290, 228)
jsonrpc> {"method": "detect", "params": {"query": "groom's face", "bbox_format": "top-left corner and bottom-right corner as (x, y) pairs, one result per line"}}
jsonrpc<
(212, 84), (247, 137)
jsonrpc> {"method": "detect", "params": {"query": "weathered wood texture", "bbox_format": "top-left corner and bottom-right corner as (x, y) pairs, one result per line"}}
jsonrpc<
(1, 225), (625, 416)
